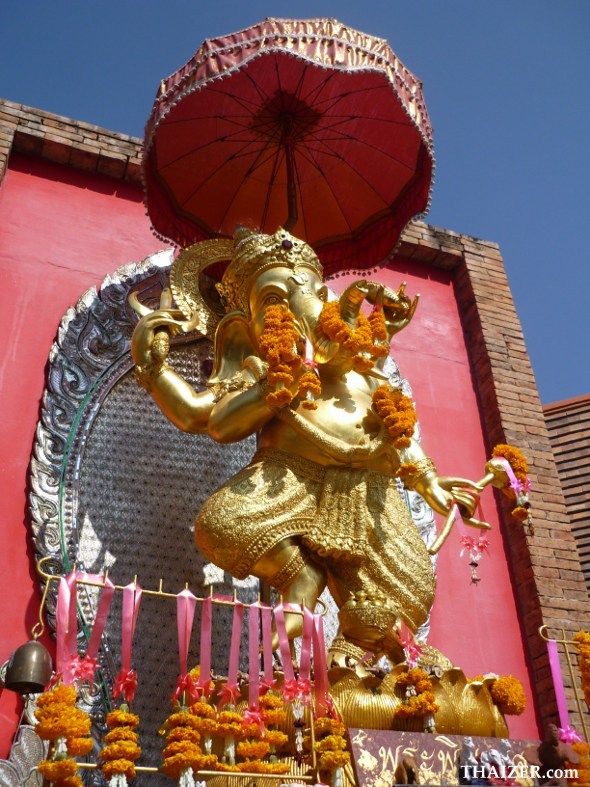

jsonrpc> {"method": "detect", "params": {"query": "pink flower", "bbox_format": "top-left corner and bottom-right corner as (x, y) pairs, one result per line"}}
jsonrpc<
(70, 655), (97, 682)
(218, 682), (239, 708)
(113, 668), (138, 703)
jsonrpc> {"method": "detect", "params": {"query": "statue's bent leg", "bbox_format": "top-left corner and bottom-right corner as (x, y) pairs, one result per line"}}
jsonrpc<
(251, 537), (327, 645)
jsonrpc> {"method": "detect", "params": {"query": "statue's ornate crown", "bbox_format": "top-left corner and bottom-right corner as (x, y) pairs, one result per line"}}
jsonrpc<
(216, 227), (323, 315)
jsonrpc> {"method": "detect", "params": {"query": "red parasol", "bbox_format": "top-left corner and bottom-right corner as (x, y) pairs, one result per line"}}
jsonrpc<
(144, 18), (434, 274)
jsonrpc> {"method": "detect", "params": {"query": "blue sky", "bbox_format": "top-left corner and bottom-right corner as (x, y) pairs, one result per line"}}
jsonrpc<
(3, 0), (588, 404)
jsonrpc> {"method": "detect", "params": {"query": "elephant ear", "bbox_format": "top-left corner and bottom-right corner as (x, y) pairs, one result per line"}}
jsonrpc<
(208, 311), (258, 386)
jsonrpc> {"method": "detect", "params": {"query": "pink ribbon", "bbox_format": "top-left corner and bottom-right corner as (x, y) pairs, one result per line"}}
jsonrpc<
(495, 457), (529, 495)
(260, 604), (276, 693)
(305, 338), (318, 371)
(274, 603), (295, 686)
(218, 600), (244, 708)
(114, 581), (142, 703)
(78, 572), (116, 661)
(248, 602), (261, 708)
(298, 604), (314, 686)
(55, 573), (78, 685)
(547, 639), (580, 742)
(71, 571), (115, 682)
(197, 596), (213, 699)
(173, 588), (198, 703)
(177, 589), (197, 675)
(312, 612), (329, 716)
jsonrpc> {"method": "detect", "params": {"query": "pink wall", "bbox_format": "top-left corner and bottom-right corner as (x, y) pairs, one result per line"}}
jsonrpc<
(0, 154), (538, 757)
(0, 155), (164, 757)
(332, 265), (539, 738)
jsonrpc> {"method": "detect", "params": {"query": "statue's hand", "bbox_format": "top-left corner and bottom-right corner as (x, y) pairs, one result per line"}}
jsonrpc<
(131, 308), (179, 368)
(366, 282), (419, 336)
(130, 289), (200, 391)
(130, 289), (199, 368)
(415, 472), (481, 520)
(437, 476), (491, 529)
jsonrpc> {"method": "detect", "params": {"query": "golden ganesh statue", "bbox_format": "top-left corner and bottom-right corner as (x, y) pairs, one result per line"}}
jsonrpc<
(130, 227), (484, 669)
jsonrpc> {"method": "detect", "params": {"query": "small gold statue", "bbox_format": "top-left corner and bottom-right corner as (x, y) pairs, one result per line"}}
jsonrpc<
(131, 227), (483, 665)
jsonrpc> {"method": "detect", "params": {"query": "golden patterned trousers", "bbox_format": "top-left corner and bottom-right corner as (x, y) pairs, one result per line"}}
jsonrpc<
(195, 448), (435, 633)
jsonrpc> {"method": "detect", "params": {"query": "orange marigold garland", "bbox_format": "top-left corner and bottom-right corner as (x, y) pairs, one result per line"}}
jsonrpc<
(216, 709), (244, 767)
(368, 306), (389, 358)
(372, 385), (417, 448)
(574, 631), (590, 709)
(314, 716), (350, 786)
(35, 683), (92, 787)
(491, 444), (534, 534)
(259, 692), (287, 728)
(100, 706), (141, 785)
(488, 675), (527, 716)
(492, 444), (528, 486)
(568, 741), (590, 786)
(161, 706), (216, 783)
(258, 304), (302, 408)
(298, 367), (322, 410)
(259, 693), (290, 767)
(189, 699), (218, 754)
(394, 669), (438, 731)
(318, 301), (384, 372)
(215, 696), (291, 775)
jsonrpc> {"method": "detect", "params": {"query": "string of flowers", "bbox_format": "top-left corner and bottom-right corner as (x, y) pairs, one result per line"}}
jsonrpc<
(100, 706), (141, 786)
(574, 631), (590, 709)
(298, 367), (322, 411)
(394, 668), (439, 731)
(486, 674), (527, 716)
(188, 700), (218, 755)
(216, 709), (244, 769)
(368, 306), (389, 359)
(161, 707), (216, 785)
(491, 444), (533, 534)
(313, 717), (350, 787)
(567, 741), (590, 786)
(35, 683), (93, 787)
(260, 693), (289, 758)
(317, 301), (387, 372)
(258, 304), (302, 408)
(372, 385), (417, 448)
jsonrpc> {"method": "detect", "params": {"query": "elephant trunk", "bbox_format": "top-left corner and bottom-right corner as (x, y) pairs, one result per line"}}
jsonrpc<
(338, 280), (369, 325)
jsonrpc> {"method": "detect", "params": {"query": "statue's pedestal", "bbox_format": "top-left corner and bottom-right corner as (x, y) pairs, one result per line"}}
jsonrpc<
(347, 729), (538, 786)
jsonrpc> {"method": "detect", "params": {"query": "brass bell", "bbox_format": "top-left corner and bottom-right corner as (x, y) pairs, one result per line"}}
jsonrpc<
(4, 640), (53, 694)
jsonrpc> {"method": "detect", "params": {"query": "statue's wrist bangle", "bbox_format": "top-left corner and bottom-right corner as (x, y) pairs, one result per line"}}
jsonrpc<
(398, 457), (437, 489)
(135, 361), (170, 393)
